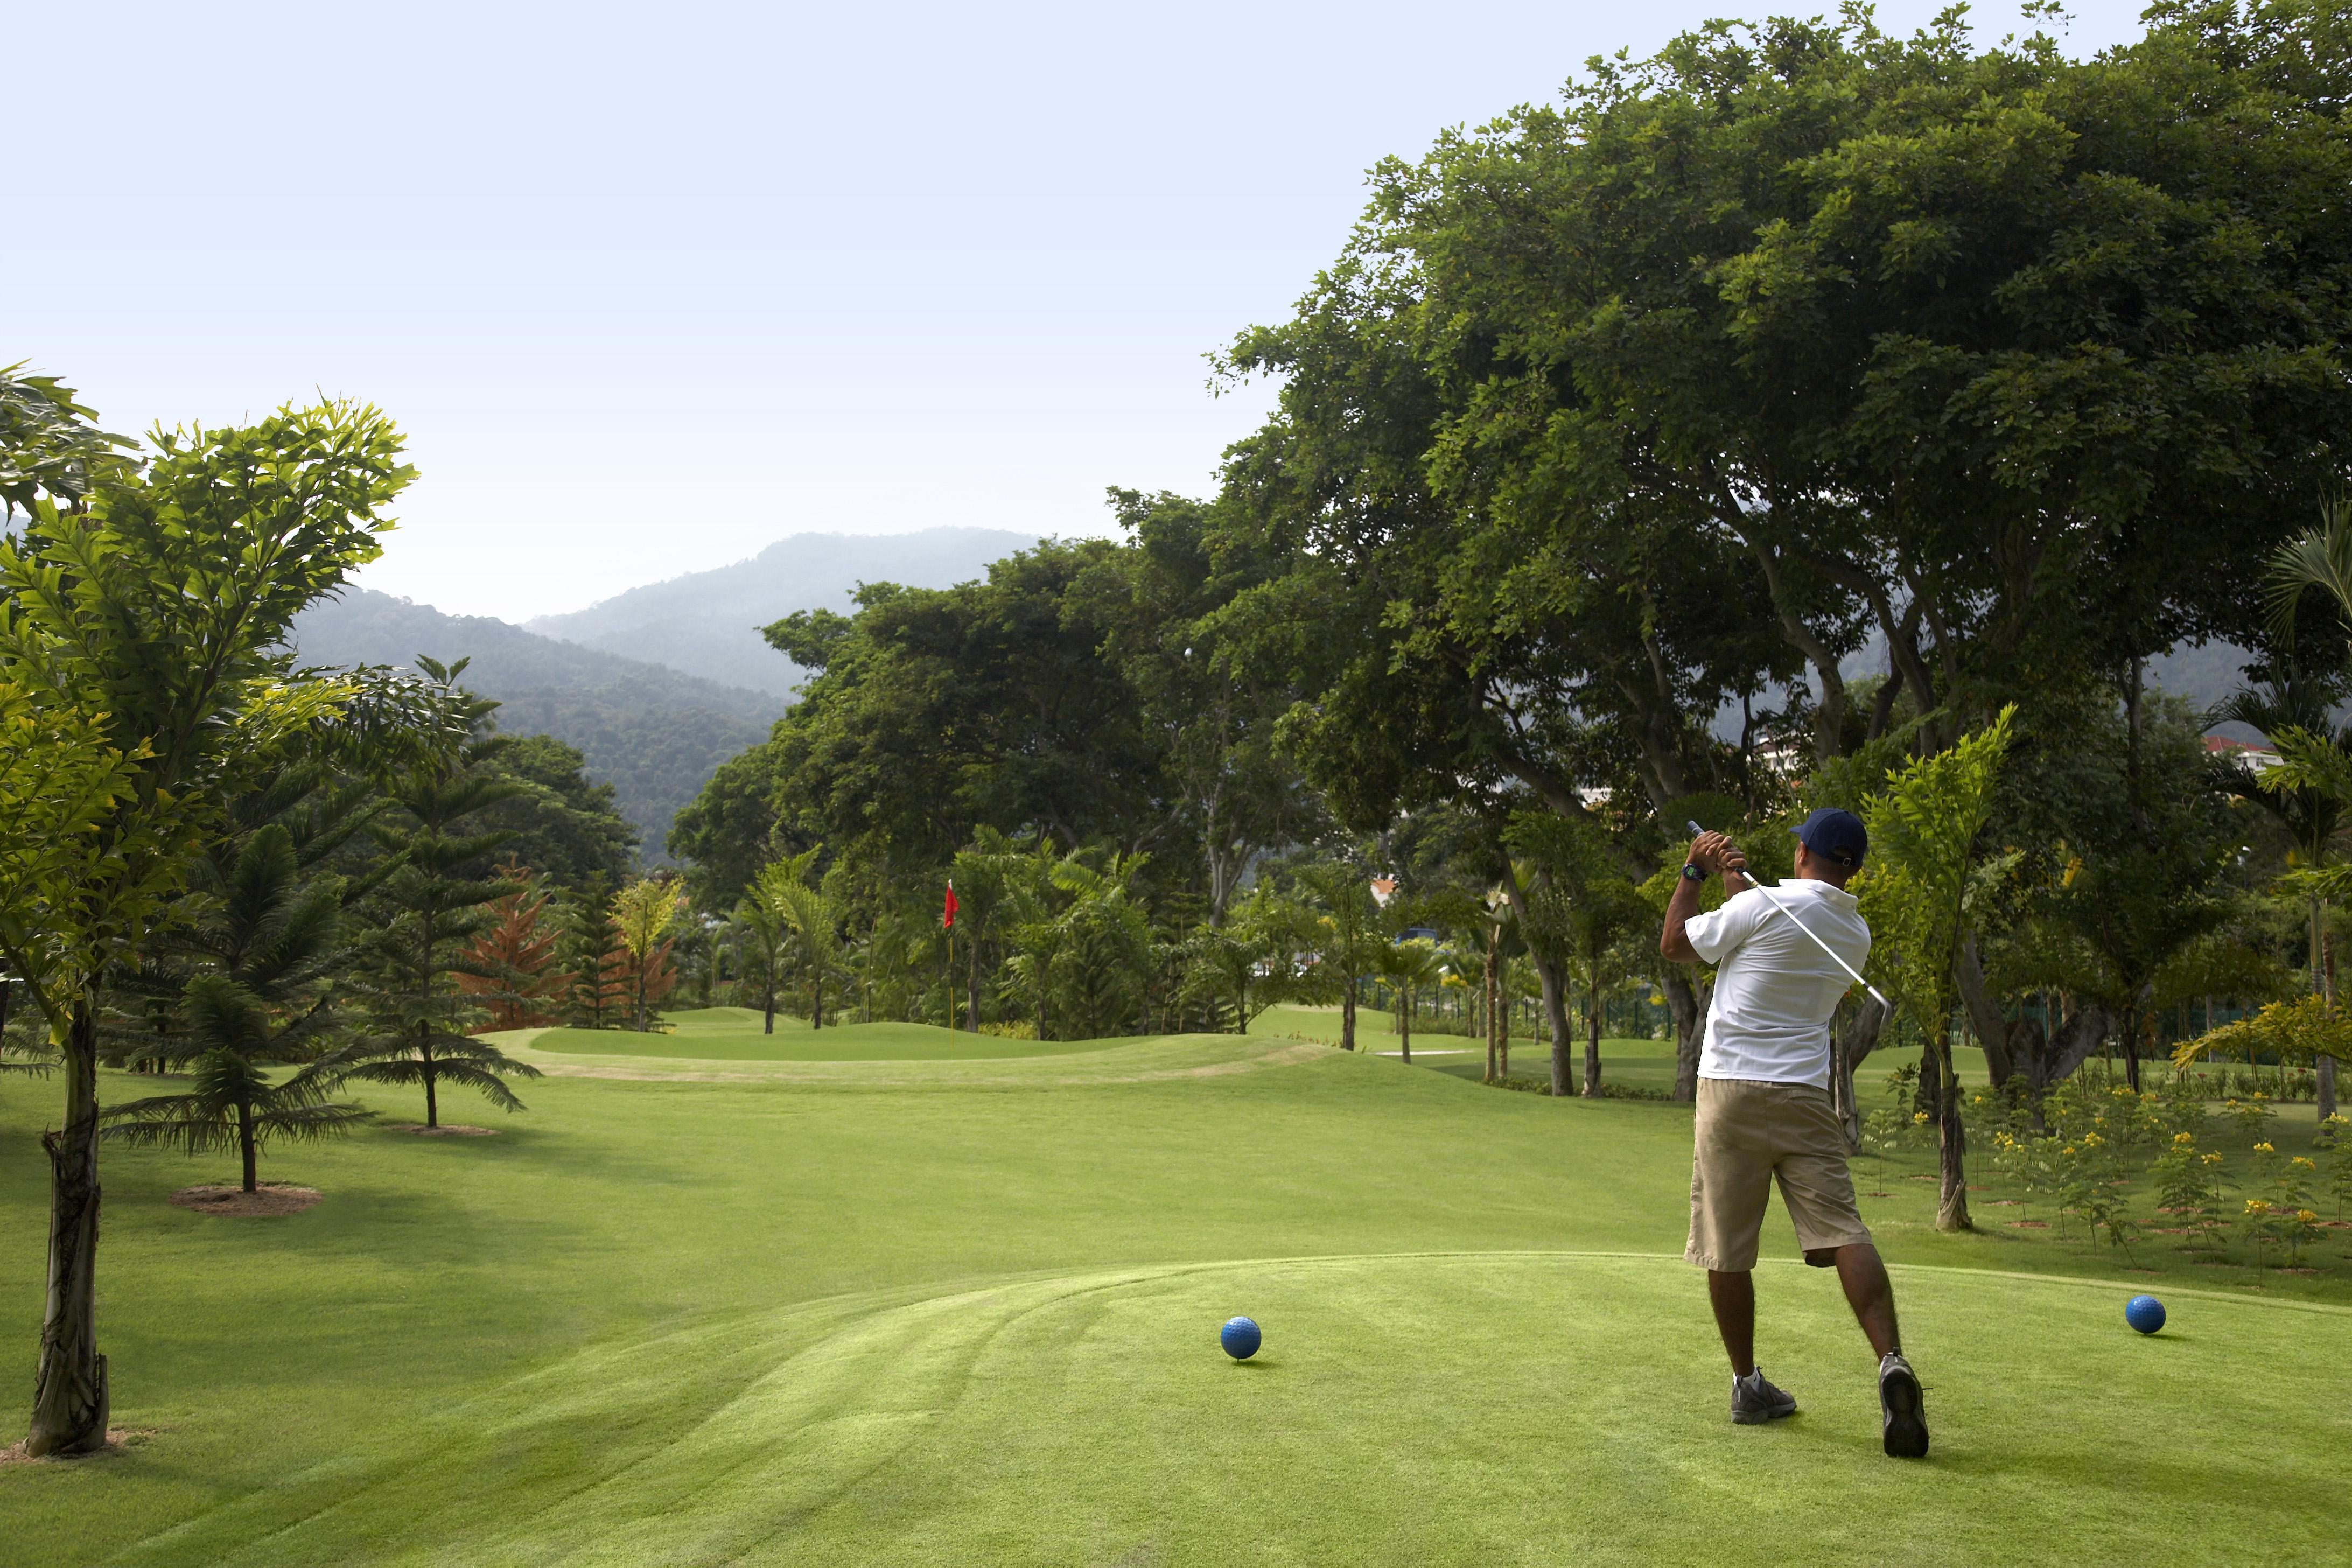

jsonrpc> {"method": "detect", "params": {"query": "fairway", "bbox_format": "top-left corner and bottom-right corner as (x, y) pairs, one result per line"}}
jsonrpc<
(3, 1034), (2344, 1566)
(526, 1009), (1120, 1062)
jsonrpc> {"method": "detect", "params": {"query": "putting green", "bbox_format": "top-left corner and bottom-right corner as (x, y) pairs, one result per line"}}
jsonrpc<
(1, 1033), (2343, 1565)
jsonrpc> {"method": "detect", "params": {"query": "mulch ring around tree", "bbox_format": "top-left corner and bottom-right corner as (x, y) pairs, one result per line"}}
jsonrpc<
(0, 1428), (158, 1465)
(391, 1124), (498, 1137)
(167, 1183), (320, 1217)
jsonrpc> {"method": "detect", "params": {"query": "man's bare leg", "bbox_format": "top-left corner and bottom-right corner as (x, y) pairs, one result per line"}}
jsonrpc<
(1706, 1269), (1756, 1375)
(1828, 1243), (1899, 1358)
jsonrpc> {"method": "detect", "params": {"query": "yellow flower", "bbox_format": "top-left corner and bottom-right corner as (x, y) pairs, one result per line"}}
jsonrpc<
(2245, 1199), (2273, 1215)
(2297, 1210), (2320, 1223)
(1913, 1111), (1929, 1124)
(2253, 1091), (2270, 1102)
(2255, 1142), (2276, 1154)
(2062, 1146), (2078, 1157)
(2173, 1132), (2195, 1145)
(2202, 1153), (2224, 1166)
(2083, 1132), (2104, 1147)
(2292, 1157), (2316, 1170)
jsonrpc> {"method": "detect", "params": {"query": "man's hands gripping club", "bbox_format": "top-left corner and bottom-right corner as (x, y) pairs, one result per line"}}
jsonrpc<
(1660, 831), (1750, 964)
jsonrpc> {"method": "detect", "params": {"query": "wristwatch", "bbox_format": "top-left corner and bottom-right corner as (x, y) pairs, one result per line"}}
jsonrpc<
(1680, 862), (1706, 881)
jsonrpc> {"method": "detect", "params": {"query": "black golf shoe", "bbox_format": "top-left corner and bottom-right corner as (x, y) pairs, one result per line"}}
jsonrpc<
(1879, 1350), (1929, 1457)
(1730, 1367), (1798, 1425)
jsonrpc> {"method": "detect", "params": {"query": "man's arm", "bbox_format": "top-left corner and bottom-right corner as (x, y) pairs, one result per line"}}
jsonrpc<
(1660, 831), (1749, 963)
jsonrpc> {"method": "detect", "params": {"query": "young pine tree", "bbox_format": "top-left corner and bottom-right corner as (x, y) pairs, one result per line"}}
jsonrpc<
(101, 825), (373, 1192)
(331, 661), (544, 1129)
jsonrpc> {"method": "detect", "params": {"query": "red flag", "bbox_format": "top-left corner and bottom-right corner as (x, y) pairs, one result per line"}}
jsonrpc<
(943, 881), (958, 929)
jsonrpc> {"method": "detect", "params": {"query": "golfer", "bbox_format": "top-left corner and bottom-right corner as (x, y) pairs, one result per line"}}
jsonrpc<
(1659, 808), (1928, 1458)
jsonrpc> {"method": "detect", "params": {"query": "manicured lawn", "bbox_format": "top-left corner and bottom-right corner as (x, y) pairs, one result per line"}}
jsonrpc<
(1, 1028), (2344, 1565)
(529, 1009), (1114, 1061)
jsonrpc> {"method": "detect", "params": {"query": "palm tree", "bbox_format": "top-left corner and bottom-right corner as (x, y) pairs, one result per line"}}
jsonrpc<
(101, 825), (373, 1192)
(2258, 499), (2352, 1121)
(732, 897), (789, 1033)
(1375, 939), (1447, 1063)
(767, 879), (842, 1029)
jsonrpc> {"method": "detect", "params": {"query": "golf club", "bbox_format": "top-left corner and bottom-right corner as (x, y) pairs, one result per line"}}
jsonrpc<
(1685, 821), (1889, 1009)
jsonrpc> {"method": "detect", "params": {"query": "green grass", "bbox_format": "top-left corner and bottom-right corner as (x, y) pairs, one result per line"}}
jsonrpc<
(1, 1029), (2345, 1565)
(528, 1009), (1113, 1062)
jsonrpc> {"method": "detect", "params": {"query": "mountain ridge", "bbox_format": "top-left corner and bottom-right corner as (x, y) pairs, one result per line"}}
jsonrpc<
(524, 526), (1044, 696)
(291, 587), (782, 860)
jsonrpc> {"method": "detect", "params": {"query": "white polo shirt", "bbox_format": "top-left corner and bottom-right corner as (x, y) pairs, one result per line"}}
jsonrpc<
(1683, 879), (1871, 1089)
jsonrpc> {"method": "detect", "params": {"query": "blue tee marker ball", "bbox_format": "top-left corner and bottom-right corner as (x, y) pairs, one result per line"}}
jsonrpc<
(2125, 1294), (2166, 1335)
(1220, 1316), (1262, 1360)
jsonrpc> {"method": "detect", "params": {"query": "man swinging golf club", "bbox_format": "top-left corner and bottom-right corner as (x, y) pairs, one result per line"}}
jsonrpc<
(1659, 808), (1929, 1458)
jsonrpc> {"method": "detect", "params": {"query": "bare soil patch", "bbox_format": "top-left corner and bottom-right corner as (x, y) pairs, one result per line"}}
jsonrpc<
(0, 1427), (157, 1465)
(168, 1183), (320, 1217)
(394, 1124), (499, 1137)
(2007, 1220), (2050, 1229)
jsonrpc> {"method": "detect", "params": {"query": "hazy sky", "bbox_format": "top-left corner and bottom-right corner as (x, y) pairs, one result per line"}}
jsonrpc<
(11, 1), (2156, 620)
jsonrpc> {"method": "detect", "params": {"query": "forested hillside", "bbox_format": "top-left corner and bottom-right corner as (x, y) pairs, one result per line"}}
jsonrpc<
(291, 587), (780, 856)
(526, 527), (1039, 696)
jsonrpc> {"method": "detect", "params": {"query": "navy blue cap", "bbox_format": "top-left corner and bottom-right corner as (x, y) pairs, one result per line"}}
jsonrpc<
(1791, 808), (1868, 870)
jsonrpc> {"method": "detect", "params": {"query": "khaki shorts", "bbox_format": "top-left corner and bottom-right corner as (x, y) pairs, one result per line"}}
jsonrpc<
(1684, 1077), (1872, 1272)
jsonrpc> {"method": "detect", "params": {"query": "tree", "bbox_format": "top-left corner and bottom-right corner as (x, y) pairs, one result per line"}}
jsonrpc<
(333, 660), (544, 1128)
(476, 734), (637, 890)
(555, 876), (627, 1028)
(456, 862), (569, 1032)
(759, 867), (841, 1031)
(2255, 498), (2352, 1120)
(0, 395), (417, 1456)
(1515, 815), (1651, 1098)
(1374, 937), (1446, 1065)
(610, 876), (684, 1031)
(758, 544), (1170, 874)
(1081, 489), (1325, 923)
(1858, 709), (2018, 1232)
(100, 827), (373, 1192)
(0, 362), (133, 515)
(732, 893), (789, 1033)
(1292, 862), (1381, 1052)
(1046, 850), (1154, 1040)
(1182, 883), (1305, 1033)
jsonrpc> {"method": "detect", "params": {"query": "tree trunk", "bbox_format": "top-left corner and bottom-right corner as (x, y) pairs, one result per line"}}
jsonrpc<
(29, 997), (109, 1458)
(813, 977), (825, 1030)
(967, 939), (980, 1033)
(1531, 955), (1571, 1096)
(763, 986), (775, 1034)
(1499, 990), (1511, 1080)
(2120, 1002), (2143, 1094)
(2318, 902), (2337, 1122)
(423, 1058), (440, 1131)
(1340, 982), (1355, 1052)
(1581, 991), (1602, 1098)
(1483, 931), (1498, 1084)
(239, 1100), (258, 1194)
(1833, 997), (1889, 1152)
(1955, 937), (2014, 1088)
(1399, 989), (1411, 1063)
(1662, 969), (1707, 1102)
(1929, 1030), (1970, 1231)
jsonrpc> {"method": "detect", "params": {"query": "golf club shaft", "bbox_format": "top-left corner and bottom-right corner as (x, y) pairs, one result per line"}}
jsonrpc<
(1685, 822), (1891, 1009)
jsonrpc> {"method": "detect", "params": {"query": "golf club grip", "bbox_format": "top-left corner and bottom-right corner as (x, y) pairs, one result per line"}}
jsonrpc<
(1685, 821), (1751, 886)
